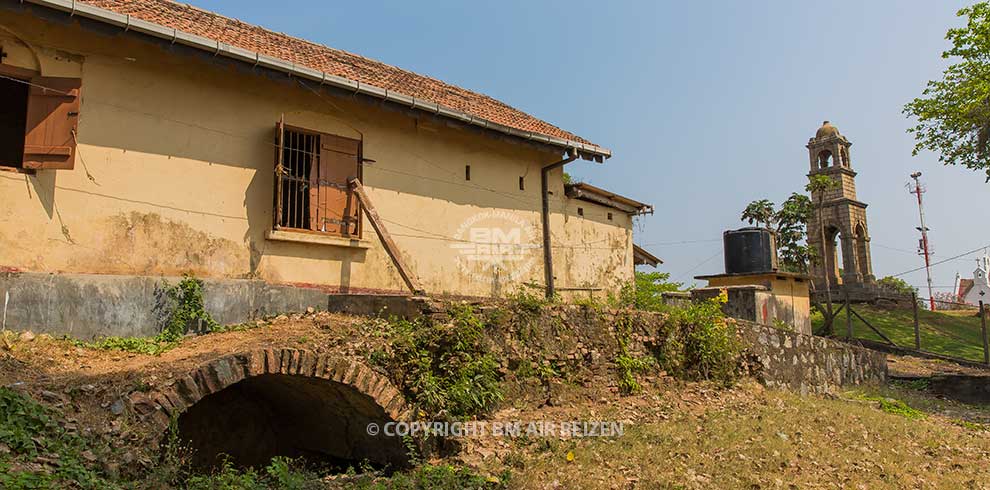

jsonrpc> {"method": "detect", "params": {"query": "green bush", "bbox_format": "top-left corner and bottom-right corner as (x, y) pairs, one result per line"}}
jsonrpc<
(665, 296), (741, 383)
(614, 271), (683, 312)
(347, 464), (508, 490)
(370, 305), (503, 418)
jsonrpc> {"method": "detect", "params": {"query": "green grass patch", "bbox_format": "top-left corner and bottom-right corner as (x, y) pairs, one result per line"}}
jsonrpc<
(812, 304), (987, 362)
(855, 394), (926, 420)
(0, 387), (118, 490)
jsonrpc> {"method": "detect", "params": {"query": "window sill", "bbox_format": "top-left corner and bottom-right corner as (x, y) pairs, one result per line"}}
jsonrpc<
(265, 229), (371, 249)
(0, 166), (34, 175)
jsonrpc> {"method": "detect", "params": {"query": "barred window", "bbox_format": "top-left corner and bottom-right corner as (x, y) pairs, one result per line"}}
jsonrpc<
(273, 121), (361, 237)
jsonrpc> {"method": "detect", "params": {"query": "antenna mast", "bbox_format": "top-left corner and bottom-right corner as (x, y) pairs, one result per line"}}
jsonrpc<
(909, 172), (936, 310)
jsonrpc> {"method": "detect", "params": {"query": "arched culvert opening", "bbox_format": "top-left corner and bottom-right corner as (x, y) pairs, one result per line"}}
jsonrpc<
(176, 373), (409, 472)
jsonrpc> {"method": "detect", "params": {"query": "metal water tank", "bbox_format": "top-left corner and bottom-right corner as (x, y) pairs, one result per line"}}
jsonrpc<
(723, 227), (778, 274)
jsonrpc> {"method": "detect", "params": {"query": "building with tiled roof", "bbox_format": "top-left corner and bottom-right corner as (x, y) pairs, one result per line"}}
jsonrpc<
(0, 0), (648, 337)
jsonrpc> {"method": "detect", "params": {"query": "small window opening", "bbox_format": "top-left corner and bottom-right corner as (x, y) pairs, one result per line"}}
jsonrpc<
(0, 76), (28, 168)
(577, 207), (584, 216)
(465, 165), (471, 181)
(607, 212), (613, 221)
(518, 176), (525, 191)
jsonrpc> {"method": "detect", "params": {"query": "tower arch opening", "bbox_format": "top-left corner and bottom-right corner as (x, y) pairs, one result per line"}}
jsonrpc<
(855, 223), (869, 279)
(817, 149), (832, 169)
(822, 225), (842, 283)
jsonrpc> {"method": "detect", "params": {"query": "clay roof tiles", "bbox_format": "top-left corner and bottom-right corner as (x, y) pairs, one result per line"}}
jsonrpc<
(77, 0), (600, 149)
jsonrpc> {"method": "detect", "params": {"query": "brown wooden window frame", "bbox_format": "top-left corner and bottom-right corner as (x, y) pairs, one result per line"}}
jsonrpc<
(273, 119), (363, 239)
(0, 64), (81, 172)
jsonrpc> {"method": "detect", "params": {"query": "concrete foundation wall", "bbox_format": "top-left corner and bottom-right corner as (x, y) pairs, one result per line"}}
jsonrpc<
(0, 270), (419, 339)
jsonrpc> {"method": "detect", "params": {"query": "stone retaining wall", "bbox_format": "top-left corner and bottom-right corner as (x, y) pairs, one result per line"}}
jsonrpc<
(735, 319), (887, 394)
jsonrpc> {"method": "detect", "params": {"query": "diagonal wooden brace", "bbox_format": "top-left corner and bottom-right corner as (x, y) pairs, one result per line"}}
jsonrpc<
(348, 178), (426, 296)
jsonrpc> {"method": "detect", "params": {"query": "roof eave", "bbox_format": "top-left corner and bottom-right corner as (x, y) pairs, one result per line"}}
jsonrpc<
(25, 0), (612, 160)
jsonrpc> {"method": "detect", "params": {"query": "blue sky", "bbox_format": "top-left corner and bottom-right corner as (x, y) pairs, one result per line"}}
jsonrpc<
(189, 0), (988, 295)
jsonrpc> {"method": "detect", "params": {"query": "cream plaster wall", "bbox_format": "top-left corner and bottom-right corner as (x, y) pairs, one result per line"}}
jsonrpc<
(0, 9), (633, 298)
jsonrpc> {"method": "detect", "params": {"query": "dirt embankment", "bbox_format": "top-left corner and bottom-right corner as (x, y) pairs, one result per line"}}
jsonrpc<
(2, 312), (990, 489)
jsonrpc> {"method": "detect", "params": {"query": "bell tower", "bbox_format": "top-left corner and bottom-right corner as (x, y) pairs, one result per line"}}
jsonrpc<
(805, 121), (875, 288)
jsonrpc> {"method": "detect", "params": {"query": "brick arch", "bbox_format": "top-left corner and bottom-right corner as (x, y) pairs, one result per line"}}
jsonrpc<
(129, 348), (410, 428)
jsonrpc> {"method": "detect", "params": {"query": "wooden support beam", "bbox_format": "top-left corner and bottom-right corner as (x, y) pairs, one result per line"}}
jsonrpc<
(348, 178), (426, 296)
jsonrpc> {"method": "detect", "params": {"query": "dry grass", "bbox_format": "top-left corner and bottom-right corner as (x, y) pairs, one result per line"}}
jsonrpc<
(467, 381), (990, 489)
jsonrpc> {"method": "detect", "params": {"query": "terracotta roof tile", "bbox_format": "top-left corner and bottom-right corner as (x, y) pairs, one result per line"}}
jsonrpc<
(77, 0), (599, 148)
(958, 278), (974, 301)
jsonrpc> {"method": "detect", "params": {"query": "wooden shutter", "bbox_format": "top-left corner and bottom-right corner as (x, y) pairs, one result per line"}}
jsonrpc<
(273, 115), (285, 229)
(313, 134), (361, 236)
(23, 76), (81, 170)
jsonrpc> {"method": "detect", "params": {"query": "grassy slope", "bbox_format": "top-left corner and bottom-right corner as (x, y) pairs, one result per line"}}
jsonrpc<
(812, 304), (988, 362)
(485, 383), (990, 490)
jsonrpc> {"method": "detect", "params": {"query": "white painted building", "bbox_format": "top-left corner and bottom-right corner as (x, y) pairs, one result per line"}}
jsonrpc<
(955, 253), (990, 305)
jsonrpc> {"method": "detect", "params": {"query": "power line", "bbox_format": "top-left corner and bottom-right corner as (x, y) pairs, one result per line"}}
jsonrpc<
(889, 244), (990, 278)
(640, 238), (722, 247)
(672, 248), (723, 283)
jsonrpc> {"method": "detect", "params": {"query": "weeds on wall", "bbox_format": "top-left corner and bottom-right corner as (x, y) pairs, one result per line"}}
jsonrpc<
(77, 275), (219, 356)
(664, 293), (741, 383)
(612, 313), (658, 394)
(159, 275), (219, 341)
(610, 288), (742, 388)
(368, 304), (504, 419)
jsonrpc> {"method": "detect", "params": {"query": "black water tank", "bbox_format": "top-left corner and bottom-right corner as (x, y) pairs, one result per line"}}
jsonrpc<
(723, 227), (778, 274)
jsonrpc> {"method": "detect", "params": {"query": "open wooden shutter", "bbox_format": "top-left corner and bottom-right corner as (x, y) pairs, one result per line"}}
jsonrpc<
(313, 134), (361, 236)
(23, 76), (81, 170)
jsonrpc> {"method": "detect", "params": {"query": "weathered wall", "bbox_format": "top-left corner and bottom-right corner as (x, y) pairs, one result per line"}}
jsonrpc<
(691, 286), (812, 335)
(735, 319), (887, 394)
(426, 303), (886, 396)
(0, 6), (633, 301)
(0, 270), (421, 339)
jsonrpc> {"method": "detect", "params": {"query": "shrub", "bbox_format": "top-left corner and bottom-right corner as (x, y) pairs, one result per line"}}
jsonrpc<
(666, 295), (741, 383)
(615, 271), (683, 311)
(370, 305), (503, 418)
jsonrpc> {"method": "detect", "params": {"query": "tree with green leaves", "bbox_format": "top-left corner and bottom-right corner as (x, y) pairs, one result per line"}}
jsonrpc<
(739, 193), (813, 273)
(904, 2), (990, 182)
(877, 276), (918, 296)
(741, 199), (775, 229)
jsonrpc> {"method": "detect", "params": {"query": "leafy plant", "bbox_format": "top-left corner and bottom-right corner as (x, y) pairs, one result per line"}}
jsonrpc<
(857, 394), (926, 420)
(76, 275), (219, 356)
(904, 2), (990, 182)
(161, 275), (219, 341)
(370, 305), (503, 418)
(505, 287), (556, 314)
(347, 464), (509, 489)
(615, 271), (684, 312)
(877, 276), (918, 296)
(738, 193), (813, 272)
(0, 388), (118, 489)
(664, 295), (741, 383)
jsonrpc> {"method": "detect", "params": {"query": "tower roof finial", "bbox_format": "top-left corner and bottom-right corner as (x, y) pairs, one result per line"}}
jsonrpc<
(816, 120), (840, 139)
